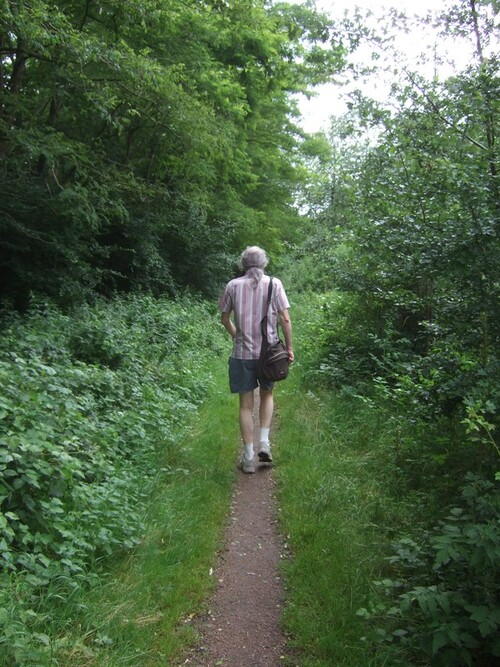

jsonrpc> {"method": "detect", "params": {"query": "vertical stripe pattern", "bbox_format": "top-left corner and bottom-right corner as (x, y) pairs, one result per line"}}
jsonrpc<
(219, 273), (290, 359)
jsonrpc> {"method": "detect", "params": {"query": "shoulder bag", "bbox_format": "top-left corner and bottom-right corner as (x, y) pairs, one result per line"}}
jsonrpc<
(258, 277), (289, 382)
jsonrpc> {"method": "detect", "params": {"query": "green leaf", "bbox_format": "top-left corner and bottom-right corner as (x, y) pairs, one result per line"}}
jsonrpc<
(432, 630), (450, 654)
(33, 632), (51, 646)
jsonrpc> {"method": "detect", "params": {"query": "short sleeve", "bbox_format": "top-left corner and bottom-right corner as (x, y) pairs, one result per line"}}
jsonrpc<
(219, 283), (233, 313)
(273, 278), (290, 312)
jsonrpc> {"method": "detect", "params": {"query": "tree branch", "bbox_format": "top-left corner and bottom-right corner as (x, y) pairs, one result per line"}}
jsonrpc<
(405, 69), (488, 151)
(1, 210), (56, 244)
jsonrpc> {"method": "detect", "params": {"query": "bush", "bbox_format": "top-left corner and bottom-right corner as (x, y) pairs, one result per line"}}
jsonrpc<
(359, 475), (500, 666)
(0, 294), (225, 665)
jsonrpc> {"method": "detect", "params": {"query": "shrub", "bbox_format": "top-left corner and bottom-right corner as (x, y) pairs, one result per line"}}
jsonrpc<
(359, 475), (500, 666)
(0, 294), (225, 665)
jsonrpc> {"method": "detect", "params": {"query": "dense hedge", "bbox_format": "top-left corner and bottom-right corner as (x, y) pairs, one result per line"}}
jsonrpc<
(0, 294), (225, 664)
(293, 287), (500, 666)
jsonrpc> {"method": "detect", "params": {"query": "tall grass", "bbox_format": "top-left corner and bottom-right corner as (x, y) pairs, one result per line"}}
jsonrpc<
(275, 376), (398, 666)
(275, 292), (500, 667)
(55, 358), (239, 666)
(273, 294), (401, 666)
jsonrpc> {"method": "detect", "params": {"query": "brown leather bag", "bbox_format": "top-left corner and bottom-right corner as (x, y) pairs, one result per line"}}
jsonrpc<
(258, 278), (289, 382)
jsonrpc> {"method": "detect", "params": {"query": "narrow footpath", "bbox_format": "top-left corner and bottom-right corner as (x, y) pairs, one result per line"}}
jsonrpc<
(185, 397), (288, 667)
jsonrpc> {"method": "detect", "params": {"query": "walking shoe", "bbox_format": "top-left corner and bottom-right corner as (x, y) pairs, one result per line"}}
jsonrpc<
(257, 441), (273, 463)
(238, 455), (256, 474)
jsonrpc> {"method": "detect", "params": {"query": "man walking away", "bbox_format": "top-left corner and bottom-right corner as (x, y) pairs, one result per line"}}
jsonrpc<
(219, 246), (294, 473)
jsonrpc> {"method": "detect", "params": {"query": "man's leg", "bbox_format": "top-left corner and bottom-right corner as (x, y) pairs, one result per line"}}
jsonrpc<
(238, 390), (255, 473)
(239, 390), (254, 444)
(258, 388), (274, 462)
(259, 388), (274, 429)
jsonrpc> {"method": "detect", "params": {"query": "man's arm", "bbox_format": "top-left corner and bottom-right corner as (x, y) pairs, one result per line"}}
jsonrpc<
(221, 311), (237, 340)
(279, 309), (294, 362)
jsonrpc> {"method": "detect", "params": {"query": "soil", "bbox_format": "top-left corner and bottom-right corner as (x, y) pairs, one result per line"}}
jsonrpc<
(184, 397), (288, 667)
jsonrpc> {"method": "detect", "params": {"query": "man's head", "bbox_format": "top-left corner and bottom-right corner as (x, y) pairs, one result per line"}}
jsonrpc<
(239, 246), (269, 272)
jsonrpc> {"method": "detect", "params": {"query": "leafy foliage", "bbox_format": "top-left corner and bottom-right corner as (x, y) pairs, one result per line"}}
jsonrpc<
(0, 0), (346, 307)
(288, 2), (500, 665)
(358, 476), (500, 666)
(297, 0), (500, 426)
(0, 294), (225, 664)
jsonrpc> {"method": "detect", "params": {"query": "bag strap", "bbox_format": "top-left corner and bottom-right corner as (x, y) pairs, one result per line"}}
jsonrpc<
(260, 277), (273, 344)
(266, 277), (273, 309)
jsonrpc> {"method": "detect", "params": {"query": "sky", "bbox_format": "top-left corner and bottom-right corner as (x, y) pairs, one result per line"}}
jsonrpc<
(287, 0), (475, 132)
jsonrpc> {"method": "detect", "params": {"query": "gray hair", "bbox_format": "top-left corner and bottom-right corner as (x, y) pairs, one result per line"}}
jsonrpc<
(239, 246), (269, 285)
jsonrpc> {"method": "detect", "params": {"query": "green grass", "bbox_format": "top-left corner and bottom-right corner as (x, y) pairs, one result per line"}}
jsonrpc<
(272, 294), (500, 667)
(61, 334), (393, 667)
(5, 292), (493, 666)
(8, 292), (414, 666)
(52, 356), (239, 666)
(273, 301), (399, 667)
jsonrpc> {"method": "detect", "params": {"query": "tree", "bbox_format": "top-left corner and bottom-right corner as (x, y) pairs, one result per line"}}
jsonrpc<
(302, 0), (499, 414)
(0, 0), (345, 307)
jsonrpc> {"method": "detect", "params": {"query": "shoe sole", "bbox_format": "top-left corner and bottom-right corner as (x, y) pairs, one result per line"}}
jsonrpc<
(258, 450), (273, 463)
(238, 461), (256, 474)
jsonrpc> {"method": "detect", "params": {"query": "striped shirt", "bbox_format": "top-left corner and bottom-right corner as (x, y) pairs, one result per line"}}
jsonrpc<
(219, 272), (290, 360)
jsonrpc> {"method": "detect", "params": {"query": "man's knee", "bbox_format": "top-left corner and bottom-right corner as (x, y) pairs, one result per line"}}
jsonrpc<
(239, 390), (254, 409)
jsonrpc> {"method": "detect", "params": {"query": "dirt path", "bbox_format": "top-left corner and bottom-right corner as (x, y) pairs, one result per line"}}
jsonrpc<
(185, 397), (288, 667)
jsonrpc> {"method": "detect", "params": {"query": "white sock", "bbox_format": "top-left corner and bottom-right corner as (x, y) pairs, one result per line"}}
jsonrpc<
(260, 428), (270, 444)
(244, 443), (254, 460)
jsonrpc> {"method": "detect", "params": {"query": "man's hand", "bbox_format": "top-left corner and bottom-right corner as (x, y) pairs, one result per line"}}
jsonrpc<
(279, 309), (293, 363)
(221, 311), (237, 339)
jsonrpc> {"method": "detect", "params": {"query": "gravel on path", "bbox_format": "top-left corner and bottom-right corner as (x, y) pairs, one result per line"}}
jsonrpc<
(185, 397), (288, 667)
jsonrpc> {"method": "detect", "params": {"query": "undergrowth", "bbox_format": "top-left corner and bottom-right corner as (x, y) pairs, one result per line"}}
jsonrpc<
(275, 292), (499, 667)
(0, 294), (234, 665)
(52, 357), (238, 666)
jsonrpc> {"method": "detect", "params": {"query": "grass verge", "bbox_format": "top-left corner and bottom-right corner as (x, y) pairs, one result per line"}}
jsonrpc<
(55, 355), (239, 666)
(274, 297), (397, 667)
(275, 376), (393, 666)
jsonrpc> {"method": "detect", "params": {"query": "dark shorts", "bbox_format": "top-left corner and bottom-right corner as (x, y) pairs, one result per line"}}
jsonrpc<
(228, 357), (274, 394)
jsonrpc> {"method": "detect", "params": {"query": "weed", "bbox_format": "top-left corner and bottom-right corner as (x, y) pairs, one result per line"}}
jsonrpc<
(0, 294), (231, 665)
